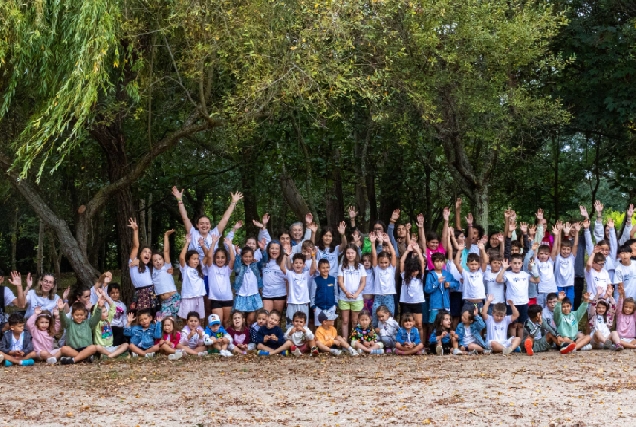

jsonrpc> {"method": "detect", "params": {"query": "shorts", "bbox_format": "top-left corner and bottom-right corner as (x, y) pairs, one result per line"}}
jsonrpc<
(210, 299), (234, 309)
(178, 296), (206, 319)
(262, 295), (287, 301)
(286, 303), (309, 325)
(532, 336), (551, 353)
(36, 349), (60, 358)
(338, 299), (364, 311)
(103, 346), (120, 353)
(112, 326), (127, 346)
(506, 304), (529, 324)
(528, 297), (537, 305)
(400, 302), (423, 315)
(314, 306), (337, 326)
(488, 337), (514, 349)
(449, 292), (463, 317)
(462, 300), (484, 315)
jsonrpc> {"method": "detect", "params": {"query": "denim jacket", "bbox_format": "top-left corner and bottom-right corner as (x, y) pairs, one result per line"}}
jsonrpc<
(455, 316), (487, 349)
(124, 321), (162, 350)
(424, 270), (460, 310)
(233, 257), (263, 293)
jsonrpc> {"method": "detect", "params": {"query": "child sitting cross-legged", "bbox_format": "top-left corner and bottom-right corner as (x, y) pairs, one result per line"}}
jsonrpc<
(26, 307), (60, 364)
(285, 311), (319, 356)
(588, 285), (621, 350)
(204, 313), (233, 357)
(0, 313), (35, 366)
(481, 294), (521, 355)
(93, 288), (129, 359)
(456, 306), (489, 354)
(350, 309), (384, 355)
(125, 308), (162, 358)
(227, 311), (250, 355)
(256, 309), (293, 356)
(554, 291), (592, 352)
(429, 310), (460, 355)
(523, 304), (573, 356)
(315, 311), (358, 356)
(178, 311), (208, 357)
(59, 298), (102, 365)
(395, 312), (425, 355)
(375, 305), (399, 354)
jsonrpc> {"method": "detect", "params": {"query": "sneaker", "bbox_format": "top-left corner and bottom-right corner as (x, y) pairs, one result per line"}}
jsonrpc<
(86, 355), (94, 364)
(46, 357), (57, 364)
(560, 343), (576, 354)
(168, 352), (183, 361)
(291, 346), (302, 357)
(384, 348), (393, 355)
(452, 348), (463, 355)
(60, 357), (75, 365)
(4, 360), (12, 367)
(329, 349), (342, 356)
(523, 338), (534, 356)
(604, 339), (613, 349)
(580, 344), (592, 351)
(370, 349), (384, 355)
(615, 344), (624, 351)
(197, 351), (207, 357)
(204, 337), (214, 346)
(311, 346), (319, 357)
(145, 352), (156, 358)
(348, 348), (358, 356)
(20, 359), (34, 366)
(257, 350), (270, 356)
(513, 346), (521, 353)
(131, 353), (138, 358)
(483, 349), (492, 355)
(436, 345), (443, 355)
(0, 354), (4, 363)
(416, 350), (425, 355)
(280, 350), (290, 357)
(221, 350), (234, 357)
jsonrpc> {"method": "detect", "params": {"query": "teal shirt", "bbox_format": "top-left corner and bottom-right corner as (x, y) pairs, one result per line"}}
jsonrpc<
(554, 301), (588, 340)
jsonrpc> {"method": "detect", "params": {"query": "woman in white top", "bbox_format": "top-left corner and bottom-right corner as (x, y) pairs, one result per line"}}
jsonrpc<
(152, 230), (181, 319)
(338, 244), (367, 339)
(316, 222), (347, 278)
(127, 219), (156, 313)
(203, 234), (235, 327)
(23, 272), (60, 320)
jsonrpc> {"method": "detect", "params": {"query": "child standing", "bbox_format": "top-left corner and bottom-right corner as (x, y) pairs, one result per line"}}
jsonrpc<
(233, 247), (264, 326)
(552, 222), (580, 304)
(497, 255), (541, 338)
(395, 313), (424, 355)
(361, 254), (375, 313)
(370, 233), (397, 326)
(425, 253), (460, 324)
(338, 244), (367, 339)
(554, 291), (591, 351)
(125, 308), (163, 357)
(316, 222), (347, 278)
(26, 307), (60, 364)
(481, 295), (520, 355)
(203, 235), (235, 327)
(456, 306), (488, 354)
(524, 304), (572, 355)
(350, 310), (384, 354)
(310, 259), (338, 326)
(153, 230), (181, 319)
(375, 305), (399, 353)
(280, 252), (317, 327)
(284, 311), (318, 356)
(93, 289), (129, 359)
(315, 311), (357, 356)
(429, 310), (460, 355)
(204, 313), (233, 357)
(0, 313), (35, 366)
(178, 311), (208, 356)
(227, 311), (250, 355)
(178, 234), (207, 320)
(399, 242), (426, 342)
(127, 219), (157, 313)
(256, 309), (293, 356)
(531, 244), (557, 307)
(482, 253), (505, 310)
(615, 245), (636, 300)
(454, 242), (487, 314)
(59, 298), (102, 365)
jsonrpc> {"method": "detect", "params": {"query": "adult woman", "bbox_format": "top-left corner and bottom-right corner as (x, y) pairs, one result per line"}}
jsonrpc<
(23, 273), (60, 319)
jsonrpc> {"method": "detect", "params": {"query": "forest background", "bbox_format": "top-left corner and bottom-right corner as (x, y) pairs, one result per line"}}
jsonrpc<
(0, 0), (635, 299)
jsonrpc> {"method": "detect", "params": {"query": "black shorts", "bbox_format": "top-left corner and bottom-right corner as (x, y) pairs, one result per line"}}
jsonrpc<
(507, 304), (529, 324)
(400, 302), (423, 315)
(450, 292), (463, 317)
(210, 299), (234, 309)
(262, 296), (286, 301)
(112, 326), (128, 346)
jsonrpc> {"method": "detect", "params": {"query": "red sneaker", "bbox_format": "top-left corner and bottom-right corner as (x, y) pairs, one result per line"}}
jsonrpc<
(560, 343), (576, 354)
(524, 338), (534, 356)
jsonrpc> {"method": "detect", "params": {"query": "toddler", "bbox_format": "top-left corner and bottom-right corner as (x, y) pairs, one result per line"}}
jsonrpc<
(524, 304), (572, 355)
(0, 313), (35, 366)
(315, 311), (357, 356)
(456, 306), (488, 354)
(429, 310), (460, 355)
(156, 316), (183, 360)
(204, 313), (233, 357)
(125, 308), (162, 357)
(256, 309), (293, 356)
(350, 310), (384, 354)
(249, 308), (269, 351)
(395, 313), (424, 355)
(554, 291), (591, 351)
(26, 307), (60, 364)
(375, 305), (399, 353)
(178, 311), (208, 356)
(481, 295), (520, 355)
(227, 311), (250, 355)
(284, 311), (318, 356)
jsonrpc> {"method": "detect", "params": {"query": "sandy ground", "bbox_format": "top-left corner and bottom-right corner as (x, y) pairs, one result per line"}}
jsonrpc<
(1, 350), (635, 426)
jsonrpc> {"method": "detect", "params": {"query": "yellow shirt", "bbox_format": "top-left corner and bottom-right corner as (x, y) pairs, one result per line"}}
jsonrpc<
(315, 325), (337, 347)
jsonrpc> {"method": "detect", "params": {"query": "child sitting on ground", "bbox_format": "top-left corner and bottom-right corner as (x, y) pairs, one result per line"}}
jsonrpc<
(204, 313), (233, 357)
(481, 294), (520, 355)
(125, 308), (162, 358)
(350, 309), (384, 354)
(542, 292), (558, 329)
(456, 306), (489, 354)
(93, 288), (129, 359)
(26, 307), (60, 364)
(249, 308), (269, 351)
(315, 311), (358, 356)
(429, 310), (460, 355)
(178, 311), (208, 357)
(227, 311), (250, 355)
(615, 283), (636, 349)
(588, 285), (621, 350)
(0, 313), (35, 366)
(375, 305), (399, 353)
(106, 283), (127, 347)
(156, 316), (183, 360)
(256, 309), (293, 356)
(554, 291), (591, 351)
(524, 304), (572, 355)
(284, 311), (318, 356)
(59, 297), (102, 365)
(395, 312), (424, 355)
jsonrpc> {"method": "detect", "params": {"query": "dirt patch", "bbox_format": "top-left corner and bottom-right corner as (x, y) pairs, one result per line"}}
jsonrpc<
(2, 350), (636, 426)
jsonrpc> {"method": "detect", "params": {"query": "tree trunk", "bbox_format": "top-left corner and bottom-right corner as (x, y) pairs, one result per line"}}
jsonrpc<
(37, 219), (44, 275)
(11, 207), (18, 271)
(475, 185), (489, 235)
(553, 134), (559, 218)
(147, 193), (153, 247)
(240, 146), (260, 238)
(139, 198), (148, 246)
(280, 173), (311, 222)
(325, 147), (345, 229)
(366, 168), (377, 233)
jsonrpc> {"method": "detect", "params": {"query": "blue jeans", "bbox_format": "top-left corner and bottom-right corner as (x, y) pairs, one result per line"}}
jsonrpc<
(372, 295), (395, 327)
(557, 286), (574, 303)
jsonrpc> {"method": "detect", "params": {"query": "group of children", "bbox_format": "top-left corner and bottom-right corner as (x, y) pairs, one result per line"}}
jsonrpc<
(3, 191), (636, 365)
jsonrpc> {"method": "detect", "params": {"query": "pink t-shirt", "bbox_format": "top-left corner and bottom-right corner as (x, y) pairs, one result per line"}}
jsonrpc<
(426, 246), (446, 271)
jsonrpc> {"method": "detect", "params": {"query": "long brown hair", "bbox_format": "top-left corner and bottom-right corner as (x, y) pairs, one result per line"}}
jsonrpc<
(340, 244), (361, 272)
(35, 310), (57, 336)
(35, 274), (57, 300)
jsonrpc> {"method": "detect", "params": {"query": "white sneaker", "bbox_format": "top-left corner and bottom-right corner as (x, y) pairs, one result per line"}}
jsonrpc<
(291, 347), (302, 357)
(220, 350), (233, 357)
(503, 346), (513, 355)
(0, 354), (4, 363)
(198, 351), (208, 357)
(204, 337), (214, 346)
(435, 345), (443, 355)
(453, 348), (463, 355)
(483, 349), (492, 355)
(348, 348), (358, 356)
(329, 349), (342, 356)
(46, 357), (57, 364)
(580, 344), (592, 351)
(145, 352), (155, 358)
(168, 352), (183, 361)
(131, 353), (138, 358)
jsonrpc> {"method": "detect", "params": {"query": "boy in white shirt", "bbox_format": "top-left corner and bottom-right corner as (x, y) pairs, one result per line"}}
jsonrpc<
(552, 221), (581, 305)
(284, 311), (318, 356)
(496, 254), (540, 338)
(481, 294), (520, 355)
(280, 252), (316, 327)
(454, 241), (487, 313)
(531, 243), (557, 307)
(615, 246), (636, 300)
(585, 248), (611, 300)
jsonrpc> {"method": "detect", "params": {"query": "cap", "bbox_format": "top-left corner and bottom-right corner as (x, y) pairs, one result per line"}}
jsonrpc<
(318, 311), (338, 323)
(208, 314), (221, 326)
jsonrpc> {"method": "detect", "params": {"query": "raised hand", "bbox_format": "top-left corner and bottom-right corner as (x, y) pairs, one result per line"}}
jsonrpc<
(520, 222), (528, 234)
(558, 291), (565, 301)
(369, 232), (378, 244)
(501, 259), (510, 270)
(26, 272), (33, 290)
(416, 213), (424, 228)
(57, 299), (65, 310)
(390, 209), (400, 223)
(405, 223), (411, 233)
(455, 198), (462, 209)
(197, 237), (205, 249)
(103, 271), (112, 284)
(348, 206), (358, 219)
(171, 186), (184, 200)
(606, 285), (613, 298)
(619, 282), (625, 296)
(465, 213), (473, 226)
(531, 242), (539, 252)
(528, 225), (537, 237)
(337, 221), (346, 235)
(573, 222), (581, 232)
(185, 233), (192, 244)
(487, 294), (494, 303)
(457, 243), (466, 251)
(129, 258), (140, 267)
(594, 200), (604, 215)
(627, 204), (634, 220)
(262, 213), (270, 226)
(127, 218), (138, 230)
(442, 207), (450, 221)
(233, 220), (243, 231)
(252, 219), (264, 229)
(563, 222), (572, 235)
(257, 238), (266, 251)
(579, 205), (589, 218)
(582, 218), (590, 229)
(607, 218), (615, 228)
(352, 230), (362, 245)
(535, 208), (544, 221)
(596, 286), (606, 297)
(8, 271), (21, 287)
(305, 212), (313, 225)
(165, 229), (175, 237)
(34, 306), (42, 316)
(231, 192), (244, 204)
(497, 234), (504, 244)
(127, 312), (136, 326)
(308, 222), (318, 233)
(62, 287), (70, 301)
(582, 292), (591, 303)
(97, 293), (106, 308)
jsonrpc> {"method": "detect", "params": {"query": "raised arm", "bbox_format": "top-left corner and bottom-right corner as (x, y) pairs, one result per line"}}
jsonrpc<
(163, 230), (175, 265)
(179, 233), (191, 268)
(8, 272), (26, 309)
(551, 222), (561, 261)
(571, 222), (581, 257)
(455, 198), (462, 230)
(309, 251), (317, 276)
(226, 238), (236, 270)
(279, 253), (288, 275)
(172, 187), (194, 233)
(593, 200), (604, 243)
(388, 209), (400, 253)
(482, 294), (494, 321)
(620, 204), (634, 245)
(441, 207), (449, 250)
(416, 213), (426, 252)
(128, 218), (139, 260)
(454, 243), (465, 275)
(383, 233), (397, 267)
(337, 221), (347, 253)
(496, 259), (509, 283)
(370, 233), (378, 267)
(216, 192), (243, 235)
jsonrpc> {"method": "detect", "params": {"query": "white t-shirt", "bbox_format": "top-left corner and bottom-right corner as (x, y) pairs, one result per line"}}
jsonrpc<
(237, 267), (258, 297)
(317, 247), (341, 278)
(614, 262), (636, 300)
(188, 226), (220, 260)
(592, 314), (610, 336)
(1, 287), (16, 323)
(206, 265), (233, 301)
(399, 273), (425, 304)
(542, 307), (556, 330)
(462, 326), (475, 345)
(483, 267), (504, 304)
(338, 264), (367, 302)
(461, 269), (485, 300)
(363, 268), (375, 295)
(374, 265), (396, 295)
(554, 254), (575, 288)
(262, 260), (287, 298)
(179, 265), (206, 298)
(24, 289), (60, 319)
(536, 259), (557, 294)
(129, 259), (154, 289)
(585, 268), (611, 299)
(486, 315), (512, 342)
(152, 264), (177, 295)
(111, 300), (127, 328)
(504, 270), (531, 305)
(286, 270), (311, 304)
(284, 325), (315, 346)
